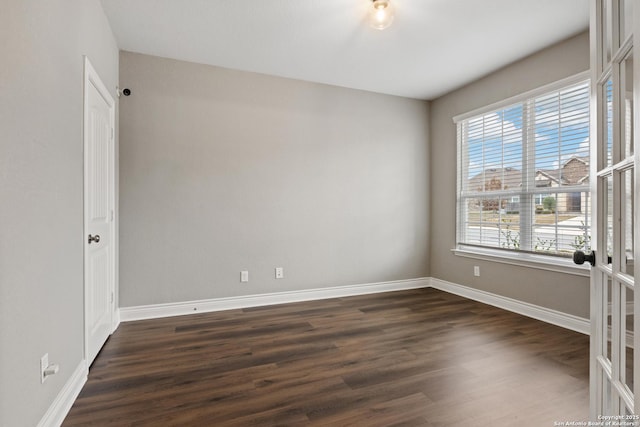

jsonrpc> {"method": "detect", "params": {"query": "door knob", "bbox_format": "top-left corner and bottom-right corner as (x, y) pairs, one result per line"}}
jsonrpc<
(88, 234), (101, 244)
(573, 250), (595, 266)
(573, 250), (612, 266)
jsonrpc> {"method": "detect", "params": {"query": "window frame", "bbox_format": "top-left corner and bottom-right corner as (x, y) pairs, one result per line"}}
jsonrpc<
(453, 71), (592, 276)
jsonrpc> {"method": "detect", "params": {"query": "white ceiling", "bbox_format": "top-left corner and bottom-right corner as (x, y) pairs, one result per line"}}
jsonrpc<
(100, 0), (589, 100)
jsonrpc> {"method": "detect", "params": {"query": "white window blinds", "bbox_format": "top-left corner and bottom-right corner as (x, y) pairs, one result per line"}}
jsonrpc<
(456, 78), (591, 257)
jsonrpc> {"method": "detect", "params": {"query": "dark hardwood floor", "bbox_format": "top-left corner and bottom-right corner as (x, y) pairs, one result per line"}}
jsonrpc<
(63, 288), (589, 426)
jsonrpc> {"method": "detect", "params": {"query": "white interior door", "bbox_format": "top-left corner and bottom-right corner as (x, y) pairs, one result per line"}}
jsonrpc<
(84, 57), (116, 366)
(588, 0), (638, 418)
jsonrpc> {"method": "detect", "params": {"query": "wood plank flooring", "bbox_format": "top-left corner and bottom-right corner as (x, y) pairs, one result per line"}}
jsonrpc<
(63, 288), (589, 426)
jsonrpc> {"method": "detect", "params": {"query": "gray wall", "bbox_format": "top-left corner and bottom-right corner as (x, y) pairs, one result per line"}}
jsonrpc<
(119, 52), (430, 307)
(429, 32), (590, 318)
(0, 1), (118, 426)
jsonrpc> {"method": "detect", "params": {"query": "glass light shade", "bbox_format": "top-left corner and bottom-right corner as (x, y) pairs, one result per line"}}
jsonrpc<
(369, 0), (394, 30)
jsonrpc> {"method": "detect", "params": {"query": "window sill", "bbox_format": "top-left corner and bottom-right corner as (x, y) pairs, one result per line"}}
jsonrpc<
(452, 246), (591, 277)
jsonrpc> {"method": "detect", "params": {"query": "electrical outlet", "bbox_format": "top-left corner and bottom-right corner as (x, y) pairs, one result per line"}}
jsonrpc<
(474, 266), (480, 277)
(40, 353), (49, 384)
(240, 270), (249, 282)
(275, 267), (284, 279)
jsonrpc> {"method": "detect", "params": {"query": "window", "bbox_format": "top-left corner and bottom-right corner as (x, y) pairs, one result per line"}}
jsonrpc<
(456, 75), (591, 258)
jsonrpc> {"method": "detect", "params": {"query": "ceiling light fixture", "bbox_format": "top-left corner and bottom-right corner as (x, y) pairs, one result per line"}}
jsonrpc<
(369, 0), (394, 30)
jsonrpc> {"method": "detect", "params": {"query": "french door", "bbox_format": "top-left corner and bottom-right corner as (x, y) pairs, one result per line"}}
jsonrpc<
(590, 0), (639, 418)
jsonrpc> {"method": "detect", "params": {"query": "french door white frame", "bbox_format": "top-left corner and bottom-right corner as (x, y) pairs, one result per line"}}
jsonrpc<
(634, 0), (640, 417)
(590, 0), (639, 418)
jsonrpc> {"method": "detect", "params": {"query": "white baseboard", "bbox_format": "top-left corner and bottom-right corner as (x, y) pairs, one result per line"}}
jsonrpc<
(120, 277), (590, 336)
(119, 277), (431, 322)
(37, 360), (87, 427)
(429, 278), (590, 335)
(112, 310), (121, 334)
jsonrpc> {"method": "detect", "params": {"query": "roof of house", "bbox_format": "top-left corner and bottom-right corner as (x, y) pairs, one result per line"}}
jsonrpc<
(467, 155), (589, 190)
(467, 167), (522, 191)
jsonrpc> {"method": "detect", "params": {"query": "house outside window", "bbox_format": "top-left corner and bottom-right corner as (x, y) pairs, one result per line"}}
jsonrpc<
(455, 74), (591, 258)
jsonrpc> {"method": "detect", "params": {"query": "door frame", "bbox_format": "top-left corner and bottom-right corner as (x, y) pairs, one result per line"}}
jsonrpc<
(83, 56), (117, 364)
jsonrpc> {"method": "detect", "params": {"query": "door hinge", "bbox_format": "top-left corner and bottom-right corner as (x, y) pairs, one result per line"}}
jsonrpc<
(110, 209), (115, 222)
(111, 292), (114, 304)
(111, 127), (114, 140)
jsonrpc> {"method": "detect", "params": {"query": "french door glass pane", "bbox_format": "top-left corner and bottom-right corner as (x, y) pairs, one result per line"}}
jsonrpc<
(605, 79), (614, 167)
(603, 0), (613, 66)
(607, 175), (614, 261)
(622, 168), (634, 276)
(606, 275), (613, 362)
(622, 52), (634, 158)
(623, 285), (634, 393)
